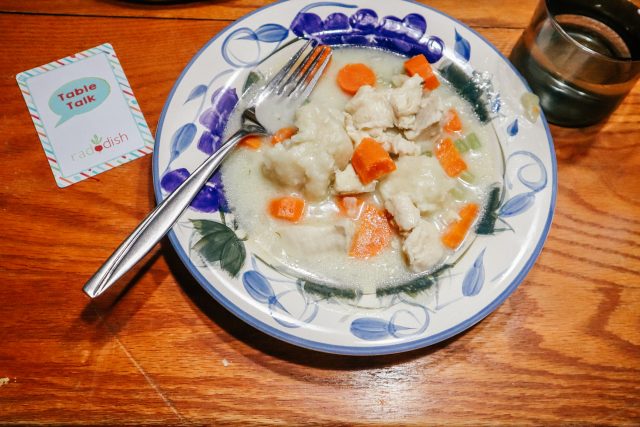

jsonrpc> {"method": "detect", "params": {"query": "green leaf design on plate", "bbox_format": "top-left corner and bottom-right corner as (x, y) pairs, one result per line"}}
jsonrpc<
(243, 71), (262, 95)
(376, 264), (450, 297)
(220, 237), (246, 277)
(439, 62), (491, 123)
(191, 219), (246, 277)
(476, 185), (501, 235)
(91, 134), (102, 145)
(297, 279), (359, 300)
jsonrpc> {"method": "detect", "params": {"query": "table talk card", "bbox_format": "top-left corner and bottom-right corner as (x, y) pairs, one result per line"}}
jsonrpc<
(16, 43), (154, 188)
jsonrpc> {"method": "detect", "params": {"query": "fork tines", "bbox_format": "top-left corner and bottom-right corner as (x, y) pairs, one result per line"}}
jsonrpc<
(267, 40), (332, 98)
(289, 44), (332, 96)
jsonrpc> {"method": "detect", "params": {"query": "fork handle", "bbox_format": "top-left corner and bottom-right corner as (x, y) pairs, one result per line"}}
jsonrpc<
(83, 127), (258, 298)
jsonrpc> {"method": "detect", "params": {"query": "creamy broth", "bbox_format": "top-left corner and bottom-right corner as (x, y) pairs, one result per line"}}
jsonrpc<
(221, 48), (501, 293)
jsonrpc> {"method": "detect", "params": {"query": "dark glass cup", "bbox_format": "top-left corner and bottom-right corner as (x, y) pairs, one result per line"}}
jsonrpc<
(509, 0), (640, 127)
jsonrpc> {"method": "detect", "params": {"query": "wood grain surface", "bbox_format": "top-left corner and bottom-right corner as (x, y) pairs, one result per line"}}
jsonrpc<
(1, 1), (639, 425)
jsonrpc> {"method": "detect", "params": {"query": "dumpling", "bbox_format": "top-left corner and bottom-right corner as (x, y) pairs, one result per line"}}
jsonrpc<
(291, 104), (353, 170)
(262, 142), (335, 199)
(276, 221), (355, 256)
(379, 155), (455, 214)
(262, 104), (353, 199)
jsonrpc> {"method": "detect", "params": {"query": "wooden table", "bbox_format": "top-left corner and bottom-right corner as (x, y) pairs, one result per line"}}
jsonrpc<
(1, 1), (639, 424)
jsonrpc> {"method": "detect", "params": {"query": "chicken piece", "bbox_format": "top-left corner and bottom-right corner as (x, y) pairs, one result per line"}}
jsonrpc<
(262, 104), (353, 199)
(402, 220), (445, 272)
(379, 155), (455, 214)
(391, 74), (410, 87)
(344, 116), (420, 156)
(404, 94), (444, 141)
(334, 164), (376, 194)
(388, 74), (423, 129)
(344, 113), (370, 147)
(345, 76), (423, 153)
(277, 221), (355, 256)
(372, 128), (421, 156)
(384, 194), (421, 231)
(344, 75), (437, 156)
(345, 85), (395, 130)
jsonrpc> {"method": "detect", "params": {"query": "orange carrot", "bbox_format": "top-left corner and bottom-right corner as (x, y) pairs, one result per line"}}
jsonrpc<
(351, 138), (396, 184)
(441, 203), (479, 249)
(443, 109), (463, 133)
(239, 135), (263, 150)
(337, 63), (376, 95)
(336, 195), (365, 219)
(349, 203), (393, 258)
(271, 127), (297, 145)
(404, 54), (440, 90)
(435, 138), (467, 177)
(268, 196), (305, 222)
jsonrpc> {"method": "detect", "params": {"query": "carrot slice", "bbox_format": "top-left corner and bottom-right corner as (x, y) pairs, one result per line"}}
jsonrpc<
(351, 138), (396, 184)
(337, 63), (376, 95)
(404, 54), (440, 90)
(336, 195), (365, 219)
(441, 203), (479, 249)
(268, 196), (305, 222)
(271, 127), (298, 145)
(435, 138), (467, 177)
(239, 135), (263, 150)
(404, 55), (427, 76)
(349, 204), (393, 259)
(443, 109), (463, 133)
(423, 73), (440, 91)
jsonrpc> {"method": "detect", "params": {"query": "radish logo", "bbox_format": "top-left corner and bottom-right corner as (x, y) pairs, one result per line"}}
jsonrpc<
(71, 132), (129, 161)
(91, 134), (104, 152)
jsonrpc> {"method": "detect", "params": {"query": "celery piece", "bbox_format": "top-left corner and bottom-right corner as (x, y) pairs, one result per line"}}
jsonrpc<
(454, 138), (469, 153)
(465, 132), (481, 150)
(459, 170), (475, 183)
(450, 186), (467, 200)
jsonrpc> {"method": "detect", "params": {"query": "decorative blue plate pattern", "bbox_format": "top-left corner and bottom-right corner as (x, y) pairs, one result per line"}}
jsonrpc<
(153, 0), (557, 355)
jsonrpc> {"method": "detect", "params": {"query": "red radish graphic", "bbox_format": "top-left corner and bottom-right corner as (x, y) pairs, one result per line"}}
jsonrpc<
(91, 134), (103, 152)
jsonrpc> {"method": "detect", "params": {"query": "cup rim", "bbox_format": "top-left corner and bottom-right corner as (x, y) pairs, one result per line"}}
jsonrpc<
(543, 0), (640, 64)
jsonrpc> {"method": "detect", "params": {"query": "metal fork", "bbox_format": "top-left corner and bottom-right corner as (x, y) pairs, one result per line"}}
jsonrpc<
(83, 40), (332, 298)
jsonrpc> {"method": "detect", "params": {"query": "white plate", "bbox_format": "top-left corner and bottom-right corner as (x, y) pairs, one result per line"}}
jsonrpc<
(153, 0), (557, 355)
